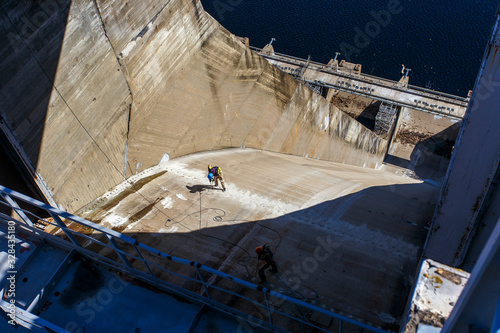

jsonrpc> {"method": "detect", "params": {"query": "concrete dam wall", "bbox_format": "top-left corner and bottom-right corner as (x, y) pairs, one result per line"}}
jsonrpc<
(0, 0), (386, 212)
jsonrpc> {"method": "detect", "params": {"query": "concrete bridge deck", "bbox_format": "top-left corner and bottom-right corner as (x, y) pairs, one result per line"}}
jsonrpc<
(252, 46), (469, 119)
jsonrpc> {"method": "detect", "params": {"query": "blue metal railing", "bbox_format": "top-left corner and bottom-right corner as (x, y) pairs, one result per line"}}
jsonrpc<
(0, 299), (68, 333)
(0, 185), (392, 333)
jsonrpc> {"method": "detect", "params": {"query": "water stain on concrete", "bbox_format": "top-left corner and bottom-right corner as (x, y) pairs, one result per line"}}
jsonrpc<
(79, 171), (167, 223)
(112, 198), (161, 233)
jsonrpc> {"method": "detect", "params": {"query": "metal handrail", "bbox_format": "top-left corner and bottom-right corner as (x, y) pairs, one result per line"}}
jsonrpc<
(303, 79), (464, 120)
(249, 45), (469, 103)
(0, 299), (67, 333)
(266, 62), (464, 119)
(0, 185), (391, 333)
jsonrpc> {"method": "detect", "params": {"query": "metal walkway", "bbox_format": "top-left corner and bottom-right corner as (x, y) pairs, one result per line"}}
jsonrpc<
(252, 46), (469, 119)
(0, 185), (391, 332)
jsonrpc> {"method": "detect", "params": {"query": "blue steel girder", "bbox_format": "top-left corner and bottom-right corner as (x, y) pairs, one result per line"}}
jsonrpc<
(0, 192), (33, 227)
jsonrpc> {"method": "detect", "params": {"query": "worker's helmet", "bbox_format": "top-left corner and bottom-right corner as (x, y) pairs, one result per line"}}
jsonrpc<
(255, 246), (263, 255)
(208, 173), (214, 180)
(208, 164), (212, 169)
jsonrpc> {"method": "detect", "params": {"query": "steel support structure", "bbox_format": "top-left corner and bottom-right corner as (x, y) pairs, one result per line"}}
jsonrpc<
(428, 4), (500, 332)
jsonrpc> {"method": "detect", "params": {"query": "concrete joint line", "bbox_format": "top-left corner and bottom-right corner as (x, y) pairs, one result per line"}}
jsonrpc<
(91, 0), (134, 106)
(91, 0), (134, 178)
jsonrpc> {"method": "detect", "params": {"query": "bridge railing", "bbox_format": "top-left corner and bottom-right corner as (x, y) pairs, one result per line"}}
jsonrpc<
(0, 185), (392, 333)
(305, 78), (464, 119)
(249, 46), (469, 104)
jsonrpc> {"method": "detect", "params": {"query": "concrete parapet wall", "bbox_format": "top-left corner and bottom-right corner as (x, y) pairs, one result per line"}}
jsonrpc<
(1, 0), (386, 212)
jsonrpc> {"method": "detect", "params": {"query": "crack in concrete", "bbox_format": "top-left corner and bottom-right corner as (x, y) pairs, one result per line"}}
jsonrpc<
(92, 0), (134, 179)
(132, 0), (172, 42)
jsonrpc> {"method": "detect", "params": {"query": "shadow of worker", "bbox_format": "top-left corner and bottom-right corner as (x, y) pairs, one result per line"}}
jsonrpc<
(186, 185), (216, 193)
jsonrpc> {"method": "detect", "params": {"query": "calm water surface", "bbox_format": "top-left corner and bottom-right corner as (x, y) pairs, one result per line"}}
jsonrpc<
(201, 0), (498, 96)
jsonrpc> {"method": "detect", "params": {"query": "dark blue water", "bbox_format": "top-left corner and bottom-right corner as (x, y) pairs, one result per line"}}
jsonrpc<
(201, 0), (498, 96)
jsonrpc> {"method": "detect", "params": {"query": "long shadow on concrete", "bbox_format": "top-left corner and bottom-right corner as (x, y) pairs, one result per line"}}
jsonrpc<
(74, 181), (437, 331)
(356, 100), (381, 131)
(385, 122), (461, 183)
(0, 143), (46, 218)
(0, 1), (71, 194)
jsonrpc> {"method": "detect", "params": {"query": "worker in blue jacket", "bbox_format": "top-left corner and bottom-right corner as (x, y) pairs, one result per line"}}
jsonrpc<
(207, 165), (226, 192)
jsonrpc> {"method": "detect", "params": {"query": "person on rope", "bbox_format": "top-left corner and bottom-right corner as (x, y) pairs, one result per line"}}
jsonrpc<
(207, 164), (226, 192)
(255, 243), (278, 284)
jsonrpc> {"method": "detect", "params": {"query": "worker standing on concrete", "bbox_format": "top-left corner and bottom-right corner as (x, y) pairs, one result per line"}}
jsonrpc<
(255, 243), (278, 284)
(207, 165), (226, 192)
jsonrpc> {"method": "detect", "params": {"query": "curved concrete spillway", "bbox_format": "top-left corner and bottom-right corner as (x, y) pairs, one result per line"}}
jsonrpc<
(4, 0), (500, 331)
(1, 1), (439, 330)
(76, 148), (440, 329)
(1, 0), (385, 212)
